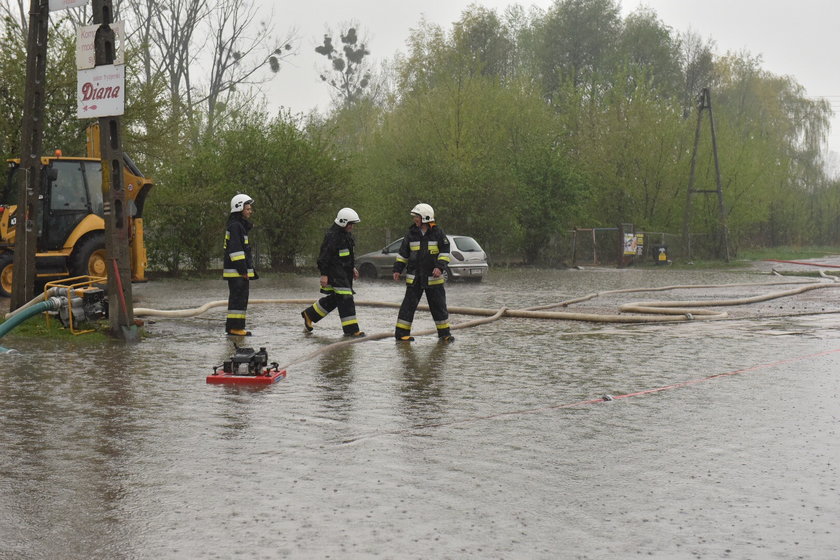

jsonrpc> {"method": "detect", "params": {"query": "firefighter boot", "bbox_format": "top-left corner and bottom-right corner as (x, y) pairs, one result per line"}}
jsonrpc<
(301, 311), (314, 333)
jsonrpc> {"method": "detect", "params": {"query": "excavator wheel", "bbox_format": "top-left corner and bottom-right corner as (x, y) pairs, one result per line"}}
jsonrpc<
(0, 252), (13, 297)
(71, 234), (107, 278)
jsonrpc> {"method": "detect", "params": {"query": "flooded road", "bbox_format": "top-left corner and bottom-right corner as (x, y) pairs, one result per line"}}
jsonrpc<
(1, 266), (838, 559)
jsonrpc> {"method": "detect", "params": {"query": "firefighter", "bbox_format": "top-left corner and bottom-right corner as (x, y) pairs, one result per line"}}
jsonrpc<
(392, 203), (454, 342)
(301, 208), (366, 337)
(223, 193), (257, 336)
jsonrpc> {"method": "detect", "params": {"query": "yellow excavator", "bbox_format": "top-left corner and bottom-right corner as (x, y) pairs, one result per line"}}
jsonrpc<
(0, 124), (153, 296)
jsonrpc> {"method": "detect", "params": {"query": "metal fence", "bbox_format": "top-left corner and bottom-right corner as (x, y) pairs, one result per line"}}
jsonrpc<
(534, 229), (717, 268)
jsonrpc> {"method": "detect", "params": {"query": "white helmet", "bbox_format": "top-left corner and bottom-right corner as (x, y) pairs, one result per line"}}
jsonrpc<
(230, 193), (254, 213)
(410, 203), (435, 223)
(335, 207), (360, 226)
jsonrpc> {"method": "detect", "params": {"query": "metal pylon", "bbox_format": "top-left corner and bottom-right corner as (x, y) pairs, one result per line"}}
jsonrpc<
(682, 87), (730, 262)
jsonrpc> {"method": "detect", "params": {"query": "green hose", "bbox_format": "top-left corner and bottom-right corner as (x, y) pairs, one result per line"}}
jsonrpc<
(0, 297), (62, 354)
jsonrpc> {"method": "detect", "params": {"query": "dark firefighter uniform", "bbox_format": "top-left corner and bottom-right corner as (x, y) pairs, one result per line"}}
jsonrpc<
(223, 212), (255, 333)
(301, 223), (362, 335)
(393, 223), (452, 339)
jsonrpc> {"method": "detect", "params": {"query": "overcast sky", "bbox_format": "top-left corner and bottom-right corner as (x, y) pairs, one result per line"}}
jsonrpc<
(260, 0), (840, 158)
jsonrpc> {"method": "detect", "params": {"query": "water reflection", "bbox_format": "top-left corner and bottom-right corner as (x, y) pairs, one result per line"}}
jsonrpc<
(213, 341), (270, 438)
(315, 343), (356, 416)
(396, 342), (448, 427)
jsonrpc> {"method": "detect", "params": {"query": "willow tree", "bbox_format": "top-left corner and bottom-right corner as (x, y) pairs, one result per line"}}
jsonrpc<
(708, 54), (832, 247)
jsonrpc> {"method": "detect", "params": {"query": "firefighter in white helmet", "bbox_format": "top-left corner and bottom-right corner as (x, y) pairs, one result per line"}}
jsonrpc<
(301, 208), (366, 337)
(223, 194), (256, 336)
(392, 203), (454, 342)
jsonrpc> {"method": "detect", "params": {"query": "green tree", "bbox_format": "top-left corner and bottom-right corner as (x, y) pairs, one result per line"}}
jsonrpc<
(147, 110), (352, 273)
(0, 16), (84, 160)
(353, 16), (588, 263)
(0, 17), (26, 160)
(451, 6), (517, 81)
(618, 7), (683, 96)
(533, 0), (622, 100)
(707, 54), (831, 247)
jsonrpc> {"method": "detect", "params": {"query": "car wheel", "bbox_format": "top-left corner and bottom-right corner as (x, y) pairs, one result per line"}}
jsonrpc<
(359, 263), (378, 279)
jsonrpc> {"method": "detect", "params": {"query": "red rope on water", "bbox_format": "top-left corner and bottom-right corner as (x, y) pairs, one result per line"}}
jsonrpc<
(341, 346), (840, 443)
(612, 347), (840, 401)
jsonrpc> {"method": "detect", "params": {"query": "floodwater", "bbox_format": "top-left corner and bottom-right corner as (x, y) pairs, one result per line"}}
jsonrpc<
(1, 265), (838, 559)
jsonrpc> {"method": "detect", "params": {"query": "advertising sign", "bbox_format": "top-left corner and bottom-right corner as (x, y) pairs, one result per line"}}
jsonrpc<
(77, 22), (125, 70)
(623, 232), (638, 256)
(76, 64), (125, 118)
(50, 0), (87, 11)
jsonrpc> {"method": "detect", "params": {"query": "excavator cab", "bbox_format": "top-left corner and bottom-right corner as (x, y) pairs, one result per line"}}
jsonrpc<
(5, 159), (104, 250)
(0, 129), (152, 297)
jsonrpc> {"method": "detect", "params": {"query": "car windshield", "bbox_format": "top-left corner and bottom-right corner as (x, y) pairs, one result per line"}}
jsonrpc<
(452, 236), (481, 252)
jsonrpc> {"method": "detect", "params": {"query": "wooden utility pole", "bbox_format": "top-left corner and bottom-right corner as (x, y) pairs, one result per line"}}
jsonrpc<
(682, 88), (730, 262)
(10, 0), (50, 311)
(92, 0), (137, 340)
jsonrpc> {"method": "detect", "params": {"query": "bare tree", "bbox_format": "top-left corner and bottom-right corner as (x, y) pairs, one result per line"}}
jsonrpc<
(121, 0), (293, 134)
(200, 0), (292, 133)
(123, 0), (209, 125)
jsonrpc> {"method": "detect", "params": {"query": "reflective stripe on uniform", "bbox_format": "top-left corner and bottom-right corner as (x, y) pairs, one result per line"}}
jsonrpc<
(313, 302), (328, 317)
(333, 286), (353, 296)
(223, 268), (244, 277)
(396, 256), (408, 264)
(435, 319), (450, 330)
(229, 251), (246, 261)
(341, 316), (359, 327)
(409, 241), (420, 251)
(338, 248), (350, 257)
(227, 310), (246, 319)
(428, 240), (439, 254)
(405, 274), (416, 285)
(396, 320), (412, 331)
(438, 254), (451, 263)
(428, 276), (444, 285)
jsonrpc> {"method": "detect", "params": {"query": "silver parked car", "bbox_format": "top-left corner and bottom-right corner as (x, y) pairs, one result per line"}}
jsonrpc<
(356, 234), (488, 281)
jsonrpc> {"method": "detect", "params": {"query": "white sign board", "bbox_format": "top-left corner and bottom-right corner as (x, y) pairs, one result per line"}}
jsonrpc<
(77, 64), (125, 118)
(76, 22), (125, 70)
(50, 0), (87, 11)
